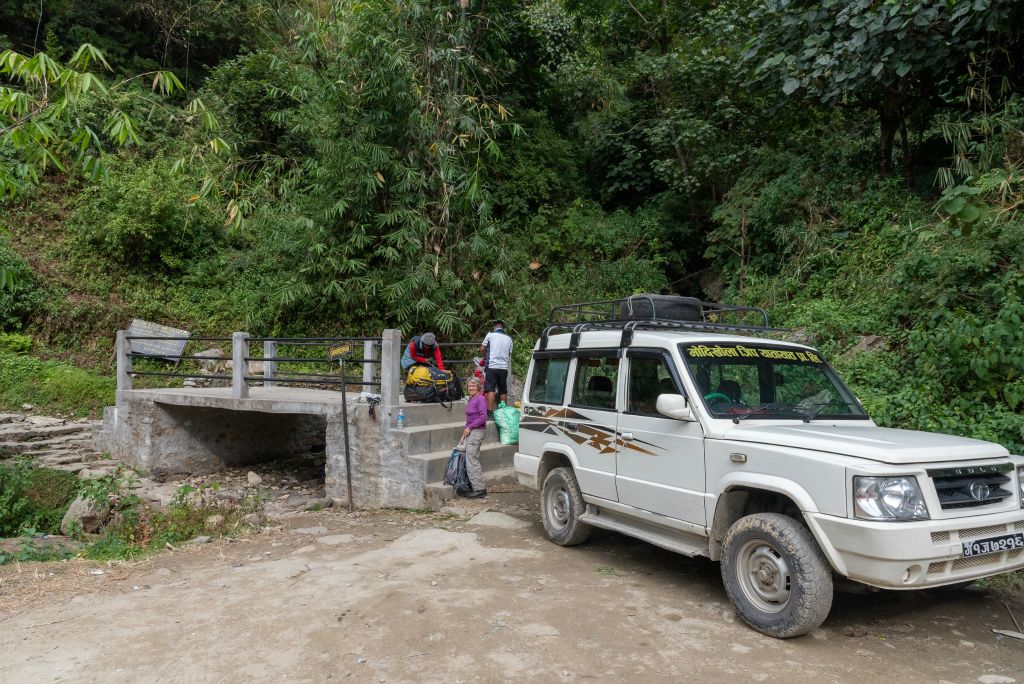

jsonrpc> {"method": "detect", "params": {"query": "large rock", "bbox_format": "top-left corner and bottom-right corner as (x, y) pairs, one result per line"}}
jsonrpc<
(842, 334), (888, 360)
(60, 495), (111, 535)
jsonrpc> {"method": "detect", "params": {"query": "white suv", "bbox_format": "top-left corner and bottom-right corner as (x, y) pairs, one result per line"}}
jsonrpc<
(514, 298), (1024, 638)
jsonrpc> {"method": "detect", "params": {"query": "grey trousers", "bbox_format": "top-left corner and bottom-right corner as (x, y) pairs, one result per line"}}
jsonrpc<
(464, 428), (485, 492)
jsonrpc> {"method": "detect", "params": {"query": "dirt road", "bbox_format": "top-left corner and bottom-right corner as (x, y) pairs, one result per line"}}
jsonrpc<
(2, 491), (1022, 683)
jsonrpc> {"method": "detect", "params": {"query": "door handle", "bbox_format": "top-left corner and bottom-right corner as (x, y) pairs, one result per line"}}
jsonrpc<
(620, 432), (634, 441)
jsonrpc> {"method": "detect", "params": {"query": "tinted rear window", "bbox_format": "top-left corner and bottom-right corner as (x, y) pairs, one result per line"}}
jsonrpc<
(529, 357), (570, 405)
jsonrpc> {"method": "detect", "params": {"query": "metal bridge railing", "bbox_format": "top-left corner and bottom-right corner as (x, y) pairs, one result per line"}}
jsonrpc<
(118, 331), (384, 401)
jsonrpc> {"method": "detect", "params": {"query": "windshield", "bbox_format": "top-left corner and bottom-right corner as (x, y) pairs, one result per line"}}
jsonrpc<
(680, 343), (868, 421)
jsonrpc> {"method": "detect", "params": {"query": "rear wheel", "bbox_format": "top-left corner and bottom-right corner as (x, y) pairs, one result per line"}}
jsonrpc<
(721, 513), (833, 638)
(541, 467), (591, 546)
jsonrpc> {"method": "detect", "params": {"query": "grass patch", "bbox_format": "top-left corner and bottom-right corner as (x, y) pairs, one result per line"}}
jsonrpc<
(596, 565), (622, 576)
(86, 482), (243, 561)
(0, 348), (114, 418)
(0, 537), (79, 564)
(977, 569), (1024, 599)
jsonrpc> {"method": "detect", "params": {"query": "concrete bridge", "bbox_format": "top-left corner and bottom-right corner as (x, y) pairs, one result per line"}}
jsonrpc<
(93, 329), (517, 509)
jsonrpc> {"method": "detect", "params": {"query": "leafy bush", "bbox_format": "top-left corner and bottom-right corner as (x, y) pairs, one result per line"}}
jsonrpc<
(88, 481), (239, 561)
(498, 201), (671, 332)
(69, 155), (222, 270)
(0, 459), (81, 536)
(0, 236), (46, 331)
(0, 333), (32, 354)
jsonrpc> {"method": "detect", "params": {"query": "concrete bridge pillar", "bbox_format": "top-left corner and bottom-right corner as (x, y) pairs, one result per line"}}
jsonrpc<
(115, 330), (132, 402)
(232, 332), (249, 399)
(379, 329), (402, 422)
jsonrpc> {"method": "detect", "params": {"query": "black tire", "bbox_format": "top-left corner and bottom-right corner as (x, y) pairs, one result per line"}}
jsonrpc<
(540, 467), (591, 546)
(720, 513), (833, 638)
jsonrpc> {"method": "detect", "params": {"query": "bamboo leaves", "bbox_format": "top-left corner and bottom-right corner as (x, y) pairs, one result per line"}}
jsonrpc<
(0, 44), (189, 196)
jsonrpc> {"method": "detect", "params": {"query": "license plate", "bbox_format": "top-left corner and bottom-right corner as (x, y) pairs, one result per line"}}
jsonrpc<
(962, 533), (1024, 557)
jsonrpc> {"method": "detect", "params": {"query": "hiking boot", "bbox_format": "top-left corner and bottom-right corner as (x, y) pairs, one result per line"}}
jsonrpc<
(465, 489), (487, 499)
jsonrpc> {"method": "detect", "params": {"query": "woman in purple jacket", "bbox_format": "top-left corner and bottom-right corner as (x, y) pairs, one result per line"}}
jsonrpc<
(461, 376), (487, 498)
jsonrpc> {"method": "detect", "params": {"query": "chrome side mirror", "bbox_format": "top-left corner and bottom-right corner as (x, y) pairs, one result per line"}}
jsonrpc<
(656, 393), (695, 421)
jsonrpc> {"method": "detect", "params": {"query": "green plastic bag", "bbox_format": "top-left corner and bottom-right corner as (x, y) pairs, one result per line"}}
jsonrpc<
(493, 401), (520, 445)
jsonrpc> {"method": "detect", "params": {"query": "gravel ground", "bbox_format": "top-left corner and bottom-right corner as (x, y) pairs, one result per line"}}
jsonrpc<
(1, 489), (1022, 683)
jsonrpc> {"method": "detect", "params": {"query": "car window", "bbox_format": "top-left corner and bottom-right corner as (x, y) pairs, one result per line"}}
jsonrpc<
(681, 343), (867, 419)
(571, 355), (618, 411)
(775, 363), (852, 413)
(528, 357), (570, 405)
(627, 356), (679, 416)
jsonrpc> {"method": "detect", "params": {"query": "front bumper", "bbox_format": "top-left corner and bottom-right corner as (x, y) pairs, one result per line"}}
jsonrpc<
(809, 508), (1024, 589)
(514, 452), (540, 490)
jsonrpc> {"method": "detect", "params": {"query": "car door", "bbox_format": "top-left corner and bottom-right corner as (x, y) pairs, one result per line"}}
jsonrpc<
(560, 350), (621, 502)
(615, 349), (707, 526)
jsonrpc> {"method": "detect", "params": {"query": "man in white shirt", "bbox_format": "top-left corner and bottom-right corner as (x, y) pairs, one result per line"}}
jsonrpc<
(480, 320), (513, 415)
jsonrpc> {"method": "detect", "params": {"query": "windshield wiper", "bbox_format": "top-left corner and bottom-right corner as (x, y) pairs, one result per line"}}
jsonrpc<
(732, 402), (793, 424)
(801, 400), (857, 423)
(732, 409), (757, 424)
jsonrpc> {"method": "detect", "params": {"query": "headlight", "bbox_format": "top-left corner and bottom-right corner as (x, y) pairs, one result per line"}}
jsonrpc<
(1017, 466), (1024, 508)
(854, 476), (929, 521)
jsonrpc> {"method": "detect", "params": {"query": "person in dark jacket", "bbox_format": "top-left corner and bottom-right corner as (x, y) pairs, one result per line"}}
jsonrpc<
(401, 332), (445, 370)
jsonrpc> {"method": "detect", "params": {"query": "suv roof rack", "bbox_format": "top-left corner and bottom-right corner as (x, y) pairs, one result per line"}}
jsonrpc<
(540, 296), (791, 350)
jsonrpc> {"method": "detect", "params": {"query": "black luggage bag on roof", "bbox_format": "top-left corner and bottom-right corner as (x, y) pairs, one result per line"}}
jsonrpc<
(619, 294), (704, 322)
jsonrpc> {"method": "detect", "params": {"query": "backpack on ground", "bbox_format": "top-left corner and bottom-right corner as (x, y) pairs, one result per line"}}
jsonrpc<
(443, 448), (471, 494)
(493, 401), (521, 445)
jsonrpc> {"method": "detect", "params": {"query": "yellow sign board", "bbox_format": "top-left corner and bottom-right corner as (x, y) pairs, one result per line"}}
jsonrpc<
(685, 344), (823, 364)
(328, 343), (353, 360)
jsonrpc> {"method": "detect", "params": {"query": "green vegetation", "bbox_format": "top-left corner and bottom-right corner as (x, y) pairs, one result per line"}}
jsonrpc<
(0, 460), (250, 564)
(86, 480), (242, 561)
(0, 0), (1021, 452)
(0, 458), (80, 535)
(0, 336), (114, 416)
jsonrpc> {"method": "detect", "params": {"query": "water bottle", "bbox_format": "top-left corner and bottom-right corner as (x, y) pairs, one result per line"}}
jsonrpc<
(396, 409), (405, 430)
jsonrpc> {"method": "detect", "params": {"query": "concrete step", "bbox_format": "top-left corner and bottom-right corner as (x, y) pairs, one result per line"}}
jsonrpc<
(408, 441), (517, 483)
(424, 467), (520, 509)
(393, 400), (468, 424)
(35, 451), (95, 465)
(0, 424), (92, 442)
(395, 420), (504, 455)
(0, 435), (95, 454)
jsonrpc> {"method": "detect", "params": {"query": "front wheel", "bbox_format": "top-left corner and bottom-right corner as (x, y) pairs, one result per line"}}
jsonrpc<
(721, 513), (833, 638)
(541, 467), (591, 546)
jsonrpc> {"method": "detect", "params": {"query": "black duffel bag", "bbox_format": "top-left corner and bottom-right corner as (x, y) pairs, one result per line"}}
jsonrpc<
(620, 294), (704, 322)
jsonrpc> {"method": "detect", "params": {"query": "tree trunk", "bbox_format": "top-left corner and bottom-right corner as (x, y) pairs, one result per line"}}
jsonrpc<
(878, 105), (898, 175)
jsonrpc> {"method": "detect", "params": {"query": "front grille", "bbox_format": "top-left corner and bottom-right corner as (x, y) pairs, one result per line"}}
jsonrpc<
(928, 463), (1014, 510)
(930, 523), (1017, 545)
(930, 551), (1023, 575)
(959, 524), (1011, 540)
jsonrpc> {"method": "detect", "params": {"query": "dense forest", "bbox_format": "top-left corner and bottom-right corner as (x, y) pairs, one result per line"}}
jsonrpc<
(1, 0), (1023, 451)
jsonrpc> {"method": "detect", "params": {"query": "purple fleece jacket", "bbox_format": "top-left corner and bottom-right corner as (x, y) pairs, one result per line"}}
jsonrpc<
(465, 394), (487, 430)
